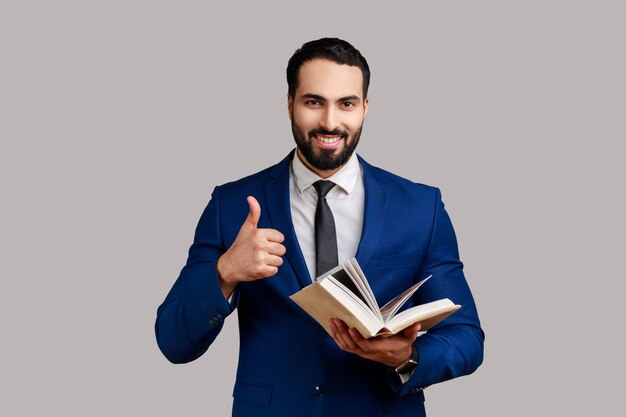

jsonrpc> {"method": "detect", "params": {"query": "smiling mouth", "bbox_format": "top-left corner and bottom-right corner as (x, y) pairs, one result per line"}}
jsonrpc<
(308, 128), (349, 150)
(316, 135), (342, 144)
(312, 135), (344, 150)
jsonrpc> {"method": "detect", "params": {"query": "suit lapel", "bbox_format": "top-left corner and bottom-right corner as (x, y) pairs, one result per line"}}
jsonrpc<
(355, 156), (387, 269)
(264, 152), (312, 289)
(262, 152), (387, 287)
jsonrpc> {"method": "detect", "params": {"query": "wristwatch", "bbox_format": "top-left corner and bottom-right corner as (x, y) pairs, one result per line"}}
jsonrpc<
(394, 345), (419, 375)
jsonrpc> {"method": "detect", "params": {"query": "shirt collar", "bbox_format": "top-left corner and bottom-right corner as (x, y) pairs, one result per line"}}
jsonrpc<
(291, 149), (360, 195)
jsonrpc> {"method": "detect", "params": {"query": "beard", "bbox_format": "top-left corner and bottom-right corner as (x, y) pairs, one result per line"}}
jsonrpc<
(291, 120), (363, 172)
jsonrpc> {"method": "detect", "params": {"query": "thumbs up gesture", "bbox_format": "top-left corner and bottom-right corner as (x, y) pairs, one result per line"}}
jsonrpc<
(217, 196), (286, 298)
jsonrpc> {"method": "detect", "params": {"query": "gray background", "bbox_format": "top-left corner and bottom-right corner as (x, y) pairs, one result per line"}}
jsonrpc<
(2, 0), (624, 415)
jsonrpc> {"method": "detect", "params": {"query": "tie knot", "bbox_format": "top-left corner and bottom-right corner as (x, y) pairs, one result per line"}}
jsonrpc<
(313, 180), (335, 198)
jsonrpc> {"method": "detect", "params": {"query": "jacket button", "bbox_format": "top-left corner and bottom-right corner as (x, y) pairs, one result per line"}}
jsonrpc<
(217, 314), (223, 321)
(209, 320), (216, 328)
(314, 385), (325, 396)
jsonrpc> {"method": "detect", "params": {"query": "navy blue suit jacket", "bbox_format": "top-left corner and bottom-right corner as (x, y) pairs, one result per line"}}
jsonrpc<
(156, 151), (484, 416)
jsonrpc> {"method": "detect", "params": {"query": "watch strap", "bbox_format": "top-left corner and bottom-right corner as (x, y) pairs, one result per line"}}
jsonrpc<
(394, 345), (419, 375)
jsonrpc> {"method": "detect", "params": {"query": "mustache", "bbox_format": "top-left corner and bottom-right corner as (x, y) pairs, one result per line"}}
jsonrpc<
(308, 128), (349, 138)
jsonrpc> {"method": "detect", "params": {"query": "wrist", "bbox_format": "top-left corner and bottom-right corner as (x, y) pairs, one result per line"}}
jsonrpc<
(389, 346), (413, 368)
(217, 255), (233, 284)
(217, 256), (238, 296)
(391, 345), (419, 375)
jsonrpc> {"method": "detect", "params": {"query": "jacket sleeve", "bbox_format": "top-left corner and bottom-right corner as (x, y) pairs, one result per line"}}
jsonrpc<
(155, 186), (239, 364)
(390, 188), (484, 395)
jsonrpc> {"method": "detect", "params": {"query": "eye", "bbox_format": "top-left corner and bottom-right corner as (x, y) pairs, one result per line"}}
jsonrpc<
(305, 99), (321, 106)
(342, 101), (356, 108)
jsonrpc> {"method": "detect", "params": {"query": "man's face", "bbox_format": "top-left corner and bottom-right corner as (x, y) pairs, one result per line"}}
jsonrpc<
(288, 58), (368, 178)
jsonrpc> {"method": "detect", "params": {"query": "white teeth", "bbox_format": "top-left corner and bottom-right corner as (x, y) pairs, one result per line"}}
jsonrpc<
(318, 136), (340, 144)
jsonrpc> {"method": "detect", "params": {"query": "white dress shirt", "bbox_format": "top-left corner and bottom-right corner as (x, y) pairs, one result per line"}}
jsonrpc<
(289, 151), (414, 383)
(289, 151), (365, 281)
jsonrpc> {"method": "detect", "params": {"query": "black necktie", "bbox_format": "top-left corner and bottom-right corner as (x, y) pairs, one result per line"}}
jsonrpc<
(313, 180), (338, 277)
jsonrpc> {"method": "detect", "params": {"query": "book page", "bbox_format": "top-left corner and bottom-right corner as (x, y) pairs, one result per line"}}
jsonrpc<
(380, 276), (432, 322)
(290, 282), (383, 338)
(343, 260), (380, 319)
(322, 276), (379, 321)
(320, 277), (383, 335)
(385, 299), (461, 334)
(329, 268), (369, 306)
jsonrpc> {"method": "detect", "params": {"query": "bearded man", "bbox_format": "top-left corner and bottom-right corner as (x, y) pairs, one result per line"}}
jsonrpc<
(156, 37), (484, 417)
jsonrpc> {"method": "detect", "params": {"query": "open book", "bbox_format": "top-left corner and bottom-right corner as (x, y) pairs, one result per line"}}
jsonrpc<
(290, 258), (461, 339)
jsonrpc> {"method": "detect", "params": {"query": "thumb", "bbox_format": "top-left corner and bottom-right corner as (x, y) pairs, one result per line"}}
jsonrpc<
(402, 322), (422, 339)
(243, 196), (261, 229)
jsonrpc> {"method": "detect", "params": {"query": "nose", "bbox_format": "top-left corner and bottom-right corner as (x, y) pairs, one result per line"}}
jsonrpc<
(320, 107), (339, 132)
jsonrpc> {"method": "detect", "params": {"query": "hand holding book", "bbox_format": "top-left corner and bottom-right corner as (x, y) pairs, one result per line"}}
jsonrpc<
(290, 258), (461, 339)
(328, 317), (422, 368)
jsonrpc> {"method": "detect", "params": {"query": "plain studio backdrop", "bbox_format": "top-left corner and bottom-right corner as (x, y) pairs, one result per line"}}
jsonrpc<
(1, 1), (624, 415)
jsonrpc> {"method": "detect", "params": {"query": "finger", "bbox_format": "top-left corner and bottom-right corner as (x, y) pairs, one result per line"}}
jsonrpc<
(263, 228), (285, 243)
(401, 323), (422, 339)
(266, 265), (279, 277)
(347, 326), (365, 342)
(255, 265), (279, 278)
(243, 196), (261, 229)
(332, 326), (353, 351)
(333, 320), (358, 350)
(265, 254), (284, 268)
(348, 327), (374, 352)
(266, 242), (286, 256)
(328, 319), (345, 344)
(328, 320), (345, 348)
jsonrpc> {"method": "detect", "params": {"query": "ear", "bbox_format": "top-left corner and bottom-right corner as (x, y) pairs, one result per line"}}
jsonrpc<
(287, 94), (294, 121)
(363, 97), (369, 118)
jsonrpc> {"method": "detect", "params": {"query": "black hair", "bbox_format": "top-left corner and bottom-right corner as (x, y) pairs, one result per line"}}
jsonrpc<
(286, 37), (370, 99)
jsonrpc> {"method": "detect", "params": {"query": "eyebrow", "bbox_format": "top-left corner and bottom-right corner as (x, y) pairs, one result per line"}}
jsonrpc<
(301, 93), (362, 103)
(338, 95), (361, 102)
